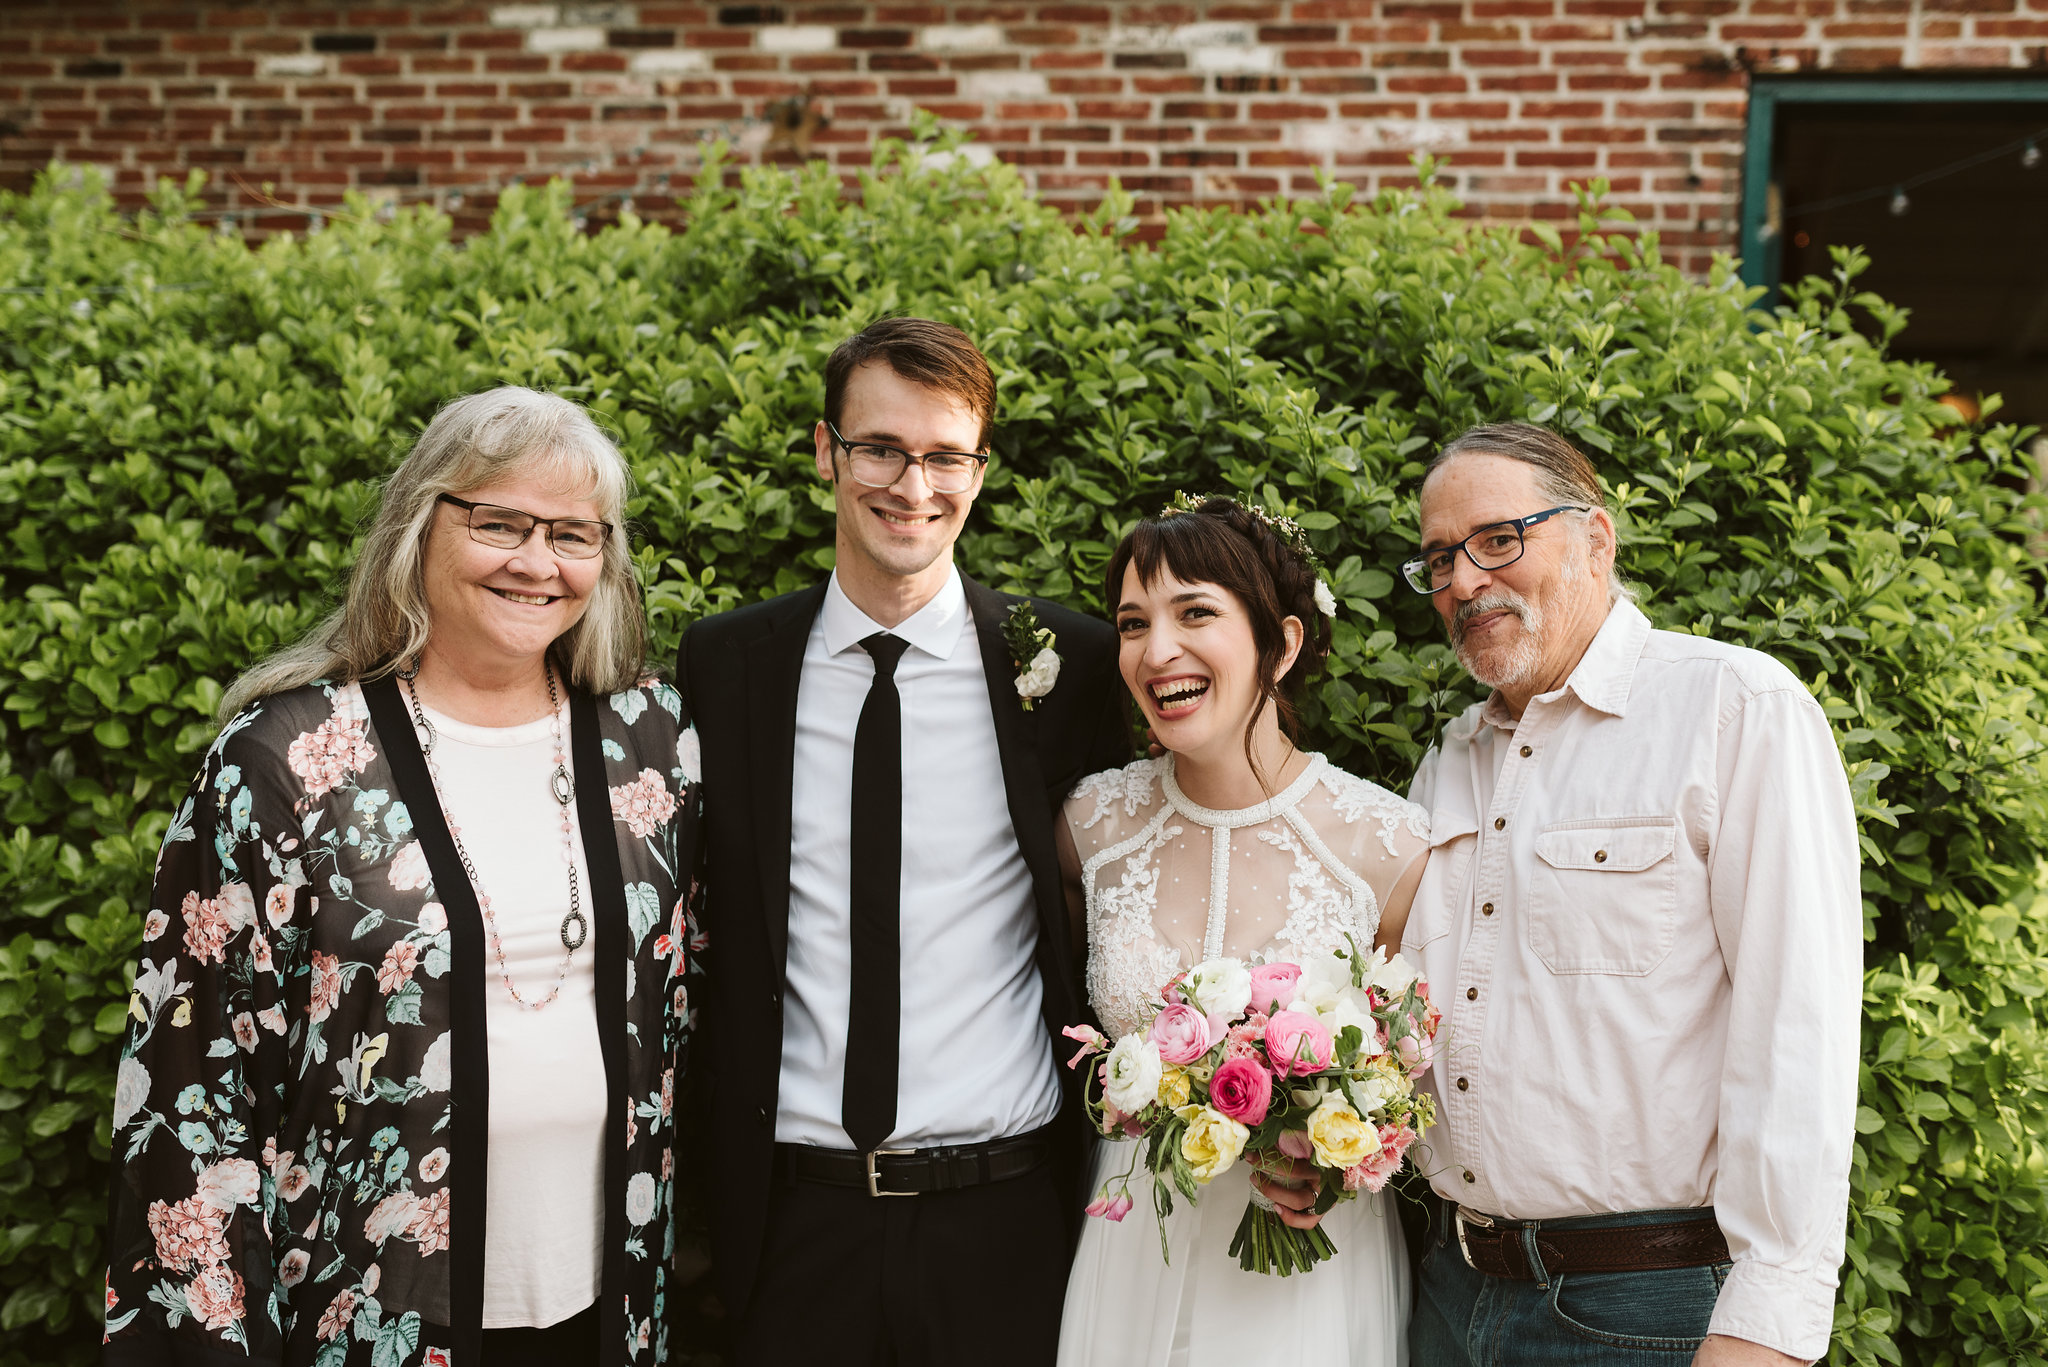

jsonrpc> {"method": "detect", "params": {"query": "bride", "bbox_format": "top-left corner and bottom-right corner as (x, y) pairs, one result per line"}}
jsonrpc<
(1055, 495), (1430, 1367)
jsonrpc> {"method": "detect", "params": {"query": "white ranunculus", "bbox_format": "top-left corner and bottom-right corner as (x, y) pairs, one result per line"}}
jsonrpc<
(1183, 958), (1252, 1020)
(625, 1171), (658, 1225)
(1015, 647), (1061, 700)
(1313, 578), (1338, 618)
(1321, 992), (1381, 1053)
(1292, 949), (1352, 1015)
(1103, 1035), (1163, 1114)
(112, 1055), (151, 1130)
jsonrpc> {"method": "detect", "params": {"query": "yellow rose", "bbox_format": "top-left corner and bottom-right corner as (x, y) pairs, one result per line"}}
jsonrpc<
(1307, 1092), (1380, 1170)
(1176, 1104), (1250, 1184)
(1158, 1066), (1192, 1111)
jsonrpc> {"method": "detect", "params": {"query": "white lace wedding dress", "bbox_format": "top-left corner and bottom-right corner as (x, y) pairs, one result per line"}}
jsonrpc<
(1057, 753), (1430, 1367)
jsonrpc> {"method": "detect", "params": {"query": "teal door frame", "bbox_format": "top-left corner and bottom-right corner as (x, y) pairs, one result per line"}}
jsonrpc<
(1738, 77), (2048, 296)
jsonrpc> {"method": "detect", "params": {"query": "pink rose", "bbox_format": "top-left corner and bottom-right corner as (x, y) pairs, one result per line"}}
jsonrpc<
(1276, 1128), (1314, 1162)
(1248, 962), (1302, 1014)
(1208, 1056), (1274, 1126)
(1264, 1010), (1334, 1078)
(1147, 1003), (1211, 1065)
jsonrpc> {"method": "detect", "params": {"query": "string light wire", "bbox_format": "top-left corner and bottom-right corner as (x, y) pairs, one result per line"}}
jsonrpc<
(1783, 122), (2048, 219)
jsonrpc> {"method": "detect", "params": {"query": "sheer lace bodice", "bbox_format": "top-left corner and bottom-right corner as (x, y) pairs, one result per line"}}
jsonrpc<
(1066, 754), (1431, 1038)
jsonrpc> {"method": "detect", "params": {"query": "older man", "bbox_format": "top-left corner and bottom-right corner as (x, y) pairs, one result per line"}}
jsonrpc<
(1400, 422), (1862, 1366)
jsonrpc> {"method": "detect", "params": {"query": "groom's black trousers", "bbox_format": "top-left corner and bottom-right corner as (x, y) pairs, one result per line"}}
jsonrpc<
(734, 1159), (1069, 1366)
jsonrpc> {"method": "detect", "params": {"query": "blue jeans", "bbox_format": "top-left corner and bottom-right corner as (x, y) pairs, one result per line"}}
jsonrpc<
(1410, 1197), (1731, 1366)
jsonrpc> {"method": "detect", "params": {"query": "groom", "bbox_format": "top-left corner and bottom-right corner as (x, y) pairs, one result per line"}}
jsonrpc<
(675, 317), (1128, 1365)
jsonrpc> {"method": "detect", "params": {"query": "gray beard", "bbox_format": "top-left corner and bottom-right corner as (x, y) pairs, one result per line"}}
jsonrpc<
(1452, 590), (1547, 691)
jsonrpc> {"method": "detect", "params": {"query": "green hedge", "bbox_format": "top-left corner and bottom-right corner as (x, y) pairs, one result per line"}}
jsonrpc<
(5, 127), (2048, 1364)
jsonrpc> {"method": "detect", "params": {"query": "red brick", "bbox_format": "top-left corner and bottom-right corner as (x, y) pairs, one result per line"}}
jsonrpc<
(1286, 46), (1364, 65)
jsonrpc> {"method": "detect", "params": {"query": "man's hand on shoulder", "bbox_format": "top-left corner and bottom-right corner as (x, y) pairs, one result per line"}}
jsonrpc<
(1693, 1334), (1807, 1367)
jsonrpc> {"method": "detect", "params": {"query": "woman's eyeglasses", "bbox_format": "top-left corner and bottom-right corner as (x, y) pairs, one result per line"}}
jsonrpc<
(437, 494), (612, 560)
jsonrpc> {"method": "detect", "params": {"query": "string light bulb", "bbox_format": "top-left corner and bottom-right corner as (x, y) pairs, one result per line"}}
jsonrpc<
(1888, 186), (1909, 217)
(446, 191), (464, 211)
(2026, 139), (2042, 171)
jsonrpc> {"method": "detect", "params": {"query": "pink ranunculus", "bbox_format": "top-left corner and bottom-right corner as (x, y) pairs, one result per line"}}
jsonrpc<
(147, 1196), (228, 1272)
(183, 1262), (245, 1331)
(1147, 1003), (1211, 1065)
(408, 1189), (451, 1255)
(1061, 1023), (1107, 1069)
(316, 1288), (358, 1342)
(1264, 1010), (1334, 1078)
(1343, 1124), (1418, 1193)
(307, 951), (342, 1024)
(288, 714), (376, 800)
(195, 1158), (261, 1212)
(1208, 1056), (1274, 1127)
(376, 939), (420, 995)
(1276, 1129), (1314, 1162)
(1248, 962), (1302, 1014)
(610, 768), (678, 840)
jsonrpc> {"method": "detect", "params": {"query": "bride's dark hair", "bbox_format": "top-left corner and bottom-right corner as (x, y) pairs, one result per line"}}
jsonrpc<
(1105, 495), (1333, 788)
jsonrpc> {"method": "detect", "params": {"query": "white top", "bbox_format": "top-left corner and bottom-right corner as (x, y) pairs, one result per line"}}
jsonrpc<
(1066, 753), (1430, 1038)
(1403, 599), (1862, 1361)
(778, 567), (1063, 1149)
(420, 702), (603, 1330)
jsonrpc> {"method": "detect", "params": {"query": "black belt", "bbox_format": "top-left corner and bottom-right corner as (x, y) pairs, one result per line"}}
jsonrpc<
(776, 1123), (1058, 1197)
(1452, 1204), (1729, 1279)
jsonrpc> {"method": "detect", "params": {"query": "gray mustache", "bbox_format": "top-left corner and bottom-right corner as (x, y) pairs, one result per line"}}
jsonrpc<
(1451, 593), (1530, 642)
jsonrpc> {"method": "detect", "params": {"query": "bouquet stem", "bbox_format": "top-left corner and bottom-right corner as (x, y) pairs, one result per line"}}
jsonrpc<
(1228, 1201), (1338, 1276)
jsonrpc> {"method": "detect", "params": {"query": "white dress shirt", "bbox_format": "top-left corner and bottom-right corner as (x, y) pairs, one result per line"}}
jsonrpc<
(777, 567), (1064, 1149)
(419, 703), (603, 1329)
(1403, 599), (1861, 1361)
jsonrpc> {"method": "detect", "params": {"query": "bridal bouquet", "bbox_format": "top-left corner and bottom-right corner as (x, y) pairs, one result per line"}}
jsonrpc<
(1064, 938), (1438, 1276)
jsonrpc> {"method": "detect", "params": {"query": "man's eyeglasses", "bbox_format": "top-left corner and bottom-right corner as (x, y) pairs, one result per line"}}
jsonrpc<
(827, 421), (989, 494)
(437, 494), (612, 560)
(1400, 505), (1589, 594)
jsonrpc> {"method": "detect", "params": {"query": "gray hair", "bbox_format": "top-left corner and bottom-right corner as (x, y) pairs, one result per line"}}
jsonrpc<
(1426, 421), (1635, 605)
(221, 387), (646, 720)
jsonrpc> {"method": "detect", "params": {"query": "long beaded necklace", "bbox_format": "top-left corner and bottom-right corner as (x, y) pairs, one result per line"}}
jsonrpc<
(399, 661), (589, 1011)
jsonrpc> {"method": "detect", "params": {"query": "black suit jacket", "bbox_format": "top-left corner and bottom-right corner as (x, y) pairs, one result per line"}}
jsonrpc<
(674, 571), (1129, 1317)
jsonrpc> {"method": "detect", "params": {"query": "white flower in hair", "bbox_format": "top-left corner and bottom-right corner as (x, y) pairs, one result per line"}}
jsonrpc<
(1313, 578), (1338, 618)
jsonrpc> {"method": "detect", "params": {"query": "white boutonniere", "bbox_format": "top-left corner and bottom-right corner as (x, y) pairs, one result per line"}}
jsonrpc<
(1004, 602), (1061, 711)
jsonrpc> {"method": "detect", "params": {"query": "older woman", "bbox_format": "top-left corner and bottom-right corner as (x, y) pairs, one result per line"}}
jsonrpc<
(103, 388), (698, 1367)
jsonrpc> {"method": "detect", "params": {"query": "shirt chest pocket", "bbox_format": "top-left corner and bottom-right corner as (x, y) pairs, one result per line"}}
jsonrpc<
(1528, 818), (1679, 976)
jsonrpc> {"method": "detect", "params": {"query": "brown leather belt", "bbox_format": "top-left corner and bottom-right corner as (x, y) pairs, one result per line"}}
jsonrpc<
(1453, 1205), (1729, 1279)
(776, 1123), (1057, 1197)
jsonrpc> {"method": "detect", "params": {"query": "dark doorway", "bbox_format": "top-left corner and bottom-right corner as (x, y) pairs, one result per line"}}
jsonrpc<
(1741, 79), (2048, 430)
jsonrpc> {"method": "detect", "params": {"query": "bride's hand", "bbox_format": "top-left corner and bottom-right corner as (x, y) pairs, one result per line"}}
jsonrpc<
(1251, 1158), (1325, 1231)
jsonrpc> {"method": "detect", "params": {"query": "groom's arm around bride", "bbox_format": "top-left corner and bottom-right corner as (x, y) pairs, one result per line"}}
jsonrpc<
(675, 318), (1127, 1367)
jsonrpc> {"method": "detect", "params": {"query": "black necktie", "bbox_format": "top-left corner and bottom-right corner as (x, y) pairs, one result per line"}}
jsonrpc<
(843, 631), (909, 1153)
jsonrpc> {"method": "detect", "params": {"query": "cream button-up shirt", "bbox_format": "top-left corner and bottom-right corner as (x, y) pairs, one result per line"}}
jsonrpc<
(1404, 599), (1861, 1361)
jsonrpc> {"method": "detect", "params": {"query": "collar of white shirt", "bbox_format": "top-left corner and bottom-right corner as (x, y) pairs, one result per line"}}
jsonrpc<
(1462, 597), (1654, 738)
(819, 564), (969, 662)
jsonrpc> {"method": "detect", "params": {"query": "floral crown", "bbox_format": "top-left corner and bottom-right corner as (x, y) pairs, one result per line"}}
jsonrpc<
(1160, 490), (1338, 619)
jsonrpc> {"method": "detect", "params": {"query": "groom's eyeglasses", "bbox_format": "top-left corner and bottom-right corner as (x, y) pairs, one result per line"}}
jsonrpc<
(1400, 505), (1589, 594)
(827, 421), (989, 494)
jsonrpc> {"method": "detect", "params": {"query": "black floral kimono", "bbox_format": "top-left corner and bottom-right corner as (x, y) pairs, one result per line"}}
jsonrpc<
(104, 677), (703, 1366)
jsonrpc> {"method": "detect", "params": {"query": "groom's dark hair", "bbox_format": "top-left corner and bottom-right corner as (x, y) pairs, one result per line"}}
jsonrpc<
(823, 317), (997, 450)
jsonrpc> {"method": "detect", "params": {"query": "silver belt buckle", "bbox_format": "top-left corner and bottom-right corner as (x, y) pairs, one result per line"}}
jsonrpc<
(865, 1147), (917, 1198)
(1455, 1204), (1495, 1270)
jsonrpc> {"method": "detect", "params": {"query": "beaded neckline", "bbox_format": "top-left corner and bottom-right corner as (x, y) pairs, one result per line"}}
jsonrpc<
(1157, 752), (1327, 829)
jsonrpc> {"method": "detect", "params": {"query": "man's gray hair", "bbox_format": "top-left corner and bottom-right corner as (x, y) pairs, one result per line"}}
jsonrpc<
(1427, 421), (1635, 605)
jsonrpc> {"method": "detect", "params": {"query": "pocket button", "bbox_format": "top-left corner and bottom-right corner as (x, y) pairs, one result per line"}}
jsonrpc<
(1493, 817), (1505, 831)
(1593, 850), (1607, 863)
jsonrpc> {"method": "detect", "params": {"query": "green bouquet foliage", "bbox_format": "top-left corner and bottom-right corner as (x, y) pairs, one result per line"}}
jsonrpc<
(4, 126), (2047, 1363)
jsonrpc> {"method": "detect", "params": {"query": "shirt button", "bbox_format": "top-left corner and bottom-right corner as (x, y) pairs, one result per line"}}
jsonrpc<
(1466, 986), (1478, 1001)
(1520, 745), (1532, 758)
(1457, 1077), (1469, 1091)
(1594, 850), (1608, 863)
(1481, 902), (1495, 916)
(1493, 817), (1505, 831)
(1463, 1170), (1476, 1184)
(757, 1106), (769, 1125)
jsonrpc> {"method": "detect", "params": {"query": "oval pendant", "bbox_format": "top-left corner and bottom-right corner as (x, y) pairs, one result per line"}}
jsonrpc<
(560, 910), (589, 951)
(551, 765), (574, 806)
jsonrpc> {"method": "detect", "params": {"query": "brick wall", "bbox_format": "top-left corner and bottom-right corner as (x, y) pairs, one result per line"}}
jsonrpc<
(4, 0), (2046, 271)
